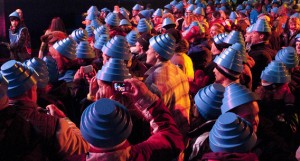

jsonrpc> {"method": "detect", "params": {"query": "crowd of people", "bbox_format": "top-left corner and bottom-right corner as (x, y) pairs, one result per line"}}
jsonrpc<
(0, 0), (300, 160)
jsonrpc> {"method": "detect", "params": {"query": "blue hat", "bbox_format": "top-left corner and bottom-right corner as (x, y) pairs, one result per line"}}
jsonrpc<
(24, 58), (49, 88)
(195, 0), (201, 4)
(120, 19), (132, 26)
(85, 25), (95, 38)
(229, 12), (238, 21)
(296, 33), (300, 41)
(80, 98), (132, 148)
(101, 7), (111, 13)
(126, 30), (140, 47)
(132, 4), (142, 11)
(220, 0), (228, 4)
(186, 4), (196, 13)
(0, 73), (8, 99)
(90, 19), (102, 29)
(96, 58), (131, 82)
(214, 43), (244, 73)
(223, 30), (244, 45)
(76, 41), (95, 59)
(193, 7), (205, 16)
(139, 10), (151, 20)
(120, 7), (130, 17)
(221, 83), (258, 113)
(150, 33), (175, 60)
(102, 36), (131, 60)
(188, 21), (205, 33)
(94, 34), (110, 50)
(215, 0), (221, 4)
(188, 0), (194, 4)
(213, 33), (228, 45)
(164, 4), (172, 10)
(194, 83), (225, 120)
(70, 28), (88, 43)
(275, 47), (299, 69)
(271, 7), (279, 14)
(246, 24), (254, 33)
(209, 112), (257, 152)
(219, 6), (227, 12)
(120, 10), (130, 20)
(175, 3), (184, 11)
(291, 12), (300, 18)
(1, 60), (38, 98)
(245, 5), (252, 11)
(53, 37), (77, 60)
(9, 11), (20, 19)
(42, 56), (59, 84)
(94, 25), (109, 40)
(137, 18), (151, 33)
(87, 6), (99, 16)
(236, 4), (244, 11)
(162, 18), (176, 28)
(153, 8), (163, 17)
(85, 12), (98, 21)
(261, 60), (291, 83)
(170, 0), (178, 6)
(252, 19), (271, 33)
(105, 12), (120, 27)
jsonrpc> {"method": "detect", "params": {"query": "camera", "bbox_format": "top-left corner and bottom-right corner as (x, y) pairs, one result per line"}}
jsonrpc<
(83, 65), (93, 74)
(112, 81), (131, 93)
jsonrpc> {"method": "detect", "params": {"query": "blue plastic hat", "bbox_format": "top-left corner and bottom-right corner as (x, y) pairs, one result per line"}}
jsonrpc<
(139, 10), (151, 20)
(120, 7), (130, 17)
(261, 60), (291, 83)
(220, 0), (227, 3)
(170, 0), (178, 6)
(126, 30), (140, 47)
(236, 4), (244, 11)
(0, 73), (8, 99)
(271, 7), (279, 14)
(102, 36), (131, 60)
(94, 34), (110, 50)
(194, 83), (225, 120)
(94, 25), (109, 41)
(153, 8), (163, 17)
(195, 0), (201, 4)
(24, 58), (49, 88)
(149, 33), (175, 60)
(101, 8), (111, 13)
(214, 43), (244, 73)
(85, 25), (95, 38)
(209, 112), (257, 153)
(96, 58), (131, 82)
(175, 2), (184, 11)
(137, 18), (151, 33)
(245, 5), (252, 11)
(162, 18), (176, 28)
(120, 10), (130, 20)
(90, 19), (102, 29)
(275, 47), (299, 69)
(70, 28), (88, 43)
(186, 4), (196, 12)
(291, 12), (300, 18)
(215, 0), (221, 4)
(85, 12), (98, 21)
(188, 0), (194, 4)
(42, 56), (58, 84)
(229, 12), (238, 21)
(105, 12), (120, 27)
(87, 6), (99, 16)
(120, 19), (132, 26)
(219, 6), (227, 11)
(1, 60), (38, 98)
(221, 83), (258, 113)
(53, 37), (77, 60)
(76, 41), (95, 59)
(80, 98), (132, 148)
(223, 30), (244, 45)
(193, 7), (205, 16)
(188, 21), (205, 33)
(132, 4), (142, 11)
(213, 33), (228, 45)
(9, 11), (20, 19)
(246, 24), (254, 33)
(164, 4), (172, 10)
(296, 33), (300, 42)
(252, 18), (271, 33)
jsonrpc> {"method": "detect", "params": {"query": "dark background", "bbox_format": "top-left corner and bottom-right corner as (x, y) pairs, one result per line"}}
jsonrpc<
(1, 0), (167, 56)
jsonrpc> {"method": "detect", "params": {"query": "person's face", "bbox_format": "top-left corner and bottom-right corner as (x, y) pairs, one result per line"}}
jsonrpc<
(210, 25), (220, 38)
(244, 32), (252, 43)
(233, 101), (260, 133)
(146, 46), (158, 65)
(251, 31), (262, 44)
(211, 43), (221, 55)
(289, 21), (300, 32)
(132, 10), (139, 17)
(49, 48), (65, 71)
(10, 19), (19, 28)
(102, 53), (111, 65)
(153, 16), (162, 26)
(206, 6), (212, 14)
(135, 42), (143, 53)
(213, 67), (226, 84)
(296, 41), (300, 55)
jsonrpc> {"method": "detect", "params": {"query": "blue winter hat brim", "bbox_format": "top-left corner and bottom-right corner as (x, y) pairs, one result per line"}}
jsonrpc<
(149, 33), (176, 60)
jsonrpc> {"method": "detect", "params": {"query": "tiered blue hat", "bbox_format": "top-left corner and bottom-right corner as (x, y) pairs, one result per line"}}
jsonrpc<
(153, 8), (163, 17)
(9, 11), (20, 19)
(24, 58), (49, 88)
(137, 18), (151, 33)
(126, 30), (140, 47)
(291, 12), (300, 18)
(96, 58), (131, 82)
(105, 12), (120, 27)
(193, 7), (205, 16)
(252, 18), (271, 33)
(194, 83), (225, 120)
(223, 30), (244, 45)
(149, 33), (176, 60)
(132, 4), (143, 11)
(175, 2), (184, 11)
(0, 73), (8, 99)
(271, 7), (279, 14)
(70, 28), (88, 43)
(80, 98), (132, 148)
(209, 112), (257, 152)
(76, 41), (95, 59)
(186, 4), (196, 12)
(1, 60), (38, 98)
(188, 0), (194, 4)
(120, 10), (130, 20)
(229, 11), (238, 21)
(221, 83), (258, 113)
(85, 25), (95, 38)
(170, 0), (178, 6)
(87, 6), (99, 16)
(120, 19), (132, 26)
(53, 37), (77, 60)
(246, 24), (254, 33)
(261, 60), (291, 83)
(42, 56), (58, 84)
(189, 21), (205, 33)
(139, 10), (151, 20)
(90, 19), (102, 29)
(85, 12), (98, 21)
(102, 36), (131, 60)
(101, 8), (111, 13)
(164, 4), (172, 10)
(162, 18), (176, 28)
(94, 34), (110, 50)
(236, 4), (244, 11)
(94, 25), (109, 41)
(214, 43), (244, 73)
(275, 47), (299, 69)
(213, 33), (228, 45)
(120, 7), (130, 17)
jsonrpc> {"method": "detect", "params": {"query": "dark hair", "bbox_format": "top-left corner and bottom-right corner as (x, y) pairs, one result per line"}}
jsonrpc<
(212, 11), (221, 19)
(258, 32), (271, 41)
(9, 16), (20, 22)
(49, 17), (66, 33)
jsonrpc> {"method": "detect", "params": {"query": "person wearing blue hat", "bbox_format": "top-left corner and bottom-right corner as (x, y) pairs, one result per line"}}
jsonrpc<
(0, 60), (89, 160)
(152, 8), (163, 33)
(99, 7), (110, 24)
(80, 78), (184, 161)
(8, 10), (31, 62)
(144, 33), (190, 146)
(173, 2), (185, 31)
(119, 19), (133, 34)
(281, 17), (300, 48)
(105, 13), (126, 38)
(131, 4), (143, 27)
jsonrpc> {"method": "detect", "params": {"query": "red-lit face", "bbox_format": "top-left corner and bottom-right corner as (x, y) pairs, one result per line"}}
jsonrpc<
(210, 25), (220, 38)
(10, 19), (19, 28)
(146, 46), (157, 65)
(153, 16), (162, 26)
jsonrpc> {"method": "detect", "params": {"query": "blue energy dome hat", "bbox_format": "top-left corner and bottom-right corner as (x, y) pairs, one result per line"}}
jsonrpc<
(223, 30), (244, 45)
(94, 34), (110, 50)
(85, 25), (95, 38)
(90, 19), (102, 29)
(105, 12), (120, 27)
(9, 11), (20, 19)
(96, 58), (131, 82)
(0, 73), (8, 99)
(137, 18), (151, 33)
(209, 112), (257, 153)
(70, 28), (88, 43)
(162, 18), (176, 28)
(252, 18), (271, 33)
(102, 35), (131, 60)
(94, 25), (109, 41)
(1, 60), (38, 98)
(153, 8), (163, 17)
(149, 33), (176, 60)
(261, 60), (291, 84)
(80, 98), (132, 148)
(275, 47), (299, 69)
(24, 58), (49, 88)
(53, 37), (77, 60)
(126, 30), (140, 47)
(76, 41), (95, 59)
(120, 19), (132, 26)
(221, 83), (258, 113)
(194, 83), (225, 120)
(193, 7), (205, 16)
(42, 56), (59, 84)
